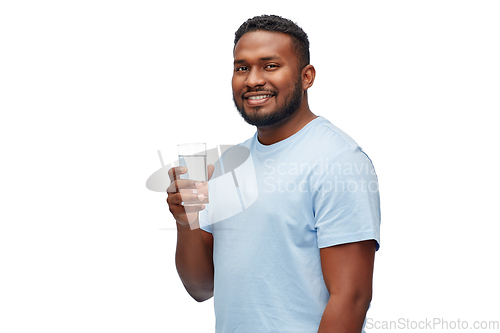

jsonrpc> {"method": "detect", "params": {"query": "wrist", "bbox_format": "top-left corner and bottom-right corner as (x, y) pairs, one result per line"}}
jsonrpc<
(176, 216), (200, 231)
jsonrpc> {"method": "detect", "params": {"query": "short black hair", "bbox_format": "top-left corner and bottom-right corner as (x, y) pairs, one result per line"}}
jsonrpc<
(234, 15), (310, 70)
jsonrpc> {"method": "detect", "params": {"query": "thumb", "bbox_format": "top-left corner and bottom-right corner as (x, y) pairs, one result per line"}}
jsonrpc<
(207, 164), (215, 181)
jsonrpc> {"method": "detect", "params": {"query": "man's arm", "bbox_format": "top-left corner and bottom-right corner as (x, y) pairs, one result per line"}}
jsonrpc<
(175, 222), (214, 302)
(167, 166), (215, 302)
(317, 240), (376, 333)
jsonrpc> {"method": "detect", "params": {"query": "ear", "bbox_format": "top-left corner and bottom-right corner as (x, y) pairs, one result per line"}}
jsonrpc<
(301, 64), (316, 90)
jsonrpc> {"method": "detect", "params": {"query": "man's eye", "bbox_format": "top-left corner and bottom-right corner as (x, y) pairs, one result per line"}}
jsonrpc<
(266, 64), (278, 69)
(236, 66), (248, 72)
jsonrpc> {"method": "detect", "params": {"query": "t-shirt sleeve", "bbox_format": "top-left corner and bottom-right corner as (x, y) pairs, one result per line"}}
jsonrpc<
(313, 146), (381, 250)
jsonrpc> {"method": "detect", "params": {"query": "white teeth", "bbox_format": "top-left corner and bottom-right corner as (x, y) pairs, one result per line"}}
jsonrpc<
(248, 95), (272, 100)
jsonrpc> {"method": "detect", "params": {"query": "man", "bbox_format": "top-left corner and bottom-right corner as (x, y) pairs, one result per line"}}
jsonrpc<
(167, 15), (380, 333)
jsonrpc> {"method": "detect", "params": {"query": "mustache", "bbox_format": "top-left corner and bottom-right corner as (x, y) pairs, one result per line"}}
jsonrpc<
(241, 88), (278, 99)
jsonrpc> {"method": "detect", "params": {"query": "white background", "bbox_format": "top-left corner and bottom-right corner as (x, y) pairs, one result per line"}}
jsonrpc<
(1, 1), (499, 332)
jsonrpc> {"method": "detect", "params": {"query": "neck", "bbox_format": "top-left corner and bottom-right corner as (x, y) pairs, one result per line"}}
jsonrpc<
(256, 103), (317, 145)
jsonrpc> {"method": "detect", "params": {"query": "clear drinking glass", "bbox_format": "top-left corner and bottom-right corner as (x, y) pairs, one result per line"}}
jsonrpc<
(178, 143), (208, 205)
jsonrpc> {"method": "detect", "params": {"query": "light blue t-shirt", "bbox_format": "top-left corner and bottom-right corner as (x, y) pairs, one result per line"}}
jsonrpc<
(199, 116), (380, 333)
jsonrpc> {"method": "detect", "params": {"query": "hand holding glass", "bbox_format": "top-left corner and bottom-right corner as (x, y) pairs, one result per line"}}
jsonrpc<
(178, 143), (209, 206)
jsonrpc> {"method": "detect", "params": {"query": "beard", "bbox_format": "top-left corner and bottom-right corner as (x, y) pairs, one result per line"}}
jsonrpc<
(233, 77), (303, 127)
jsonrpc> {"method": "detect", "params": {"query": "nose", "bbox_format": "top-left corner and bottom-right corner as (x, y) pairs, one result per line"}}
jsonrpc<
(245, 68), (265, 88)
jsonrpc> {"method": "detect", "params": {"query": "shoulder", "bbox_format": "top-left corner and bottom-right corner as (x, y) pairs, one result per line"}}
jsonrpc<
(314, 116), (359, 148)
(306, 116), (365, 160)
(302, 117), (378, 181)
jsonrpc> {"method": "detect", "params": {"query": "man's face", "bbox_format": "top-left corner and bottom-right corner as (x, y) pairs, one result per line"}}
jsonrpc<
(232, 31), (303, 127)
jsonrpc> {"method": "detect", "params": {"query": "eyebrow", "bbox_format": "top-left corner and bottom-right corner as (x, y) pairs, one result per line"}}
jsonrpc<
(234, 55), (281, 65)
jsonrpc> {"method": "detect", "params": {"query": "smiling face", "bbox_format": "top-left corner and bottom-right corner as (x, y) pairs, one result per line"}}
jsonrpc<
(232, 31), (304, 127)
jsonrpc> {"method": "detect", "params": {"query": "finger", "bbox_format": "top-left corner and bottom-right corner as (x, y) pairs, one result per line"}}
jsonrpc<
(183, 193), (206, 205)
(182, 183), (208, 198)
(207, 164), (215, 181)
(168, 202), (205, 217)
(168, 166), (188, 183)
(169, 192), (205, 205)
(167, 201), (185, 216)
(167, 178), (199, 193)
(183, 204), (206, 214)
(167, 192), (183, 206)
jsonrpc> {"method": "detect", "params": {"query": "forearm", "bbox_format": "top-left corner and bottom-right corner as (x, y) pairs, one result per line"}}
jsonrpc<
(175, 220), (214, 302)
(317, 293), (371, 333)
